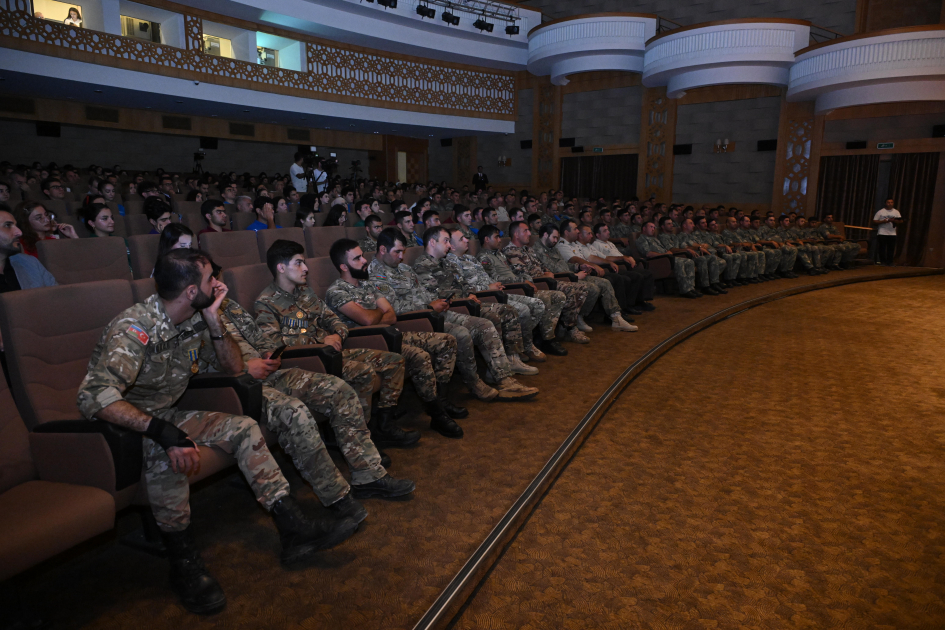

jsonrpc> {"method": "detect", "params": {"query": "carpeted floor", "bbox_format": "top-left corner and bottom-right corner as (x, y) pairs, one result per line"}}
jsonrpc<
(7, 267), (933, 630)
(452, 275), (945, 630)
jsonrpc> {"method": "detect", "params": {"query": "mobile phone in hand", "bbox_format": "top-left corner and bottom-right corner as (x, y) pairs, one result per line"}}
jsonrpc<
(269, 345), (287, 360)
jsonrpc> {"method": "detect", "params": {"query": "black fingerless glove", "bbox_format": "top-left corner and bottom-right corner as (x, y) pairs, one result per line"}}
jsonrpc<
(145, 417), (193, 451)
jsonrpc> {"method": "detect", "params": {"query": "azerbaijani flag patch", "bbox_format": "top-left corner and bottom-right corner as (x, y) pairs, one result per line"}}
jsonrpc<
(127, 324), (149, 345)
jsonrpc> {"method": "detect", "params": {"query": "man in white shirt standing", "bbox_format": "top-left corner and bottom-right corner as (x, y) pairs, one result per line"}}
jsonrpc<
(873, 198), (902, 266)
(289, 152), (309, 195)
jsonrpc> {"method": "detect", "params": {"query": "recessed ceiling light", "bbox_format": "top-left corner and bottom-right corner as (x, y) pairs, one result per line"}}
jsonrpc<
(373, 131), (379, 134)
(211, 114), (218, 117)
(94, 89), (102, 93)
(243, 110), (250, 113)
(349, 124), (355, 128)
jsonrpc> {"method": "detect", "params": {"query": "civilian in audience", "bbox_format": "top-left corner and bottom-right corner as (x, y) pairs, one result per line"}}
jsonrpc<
(158, 224), (195, 257)
(236, 195), (253, 214)
(144, 197), (174, 234)
(295, 207), (316, 228)
(199, 199), (231, 235)
(185, 190), (204, 203)
(323, 205), (348, 227)
(588, 223), (659, 307)
(81, 203), (116, 238)
(0, 182), (10, 205)
(139, 181), (161, 199)
(352, 200), (372, 227)
(247, 197), (277, 232)
(13, 200), (79, 257)
(272, 197), (289, 213)
(221, 183), (238, 209)
(0, 209), (58, 299)
(41, 177), (67, 204)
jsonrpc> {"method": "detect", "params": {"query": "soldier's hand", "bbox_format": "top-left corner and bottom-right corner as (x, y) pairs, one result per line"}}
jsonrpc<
(167, 440), (200, 476)
(576, 271), (587, 280)
(609, 262), (619, 273)
(247, 357), (280, 379)
(592, 264), (605, 276)
(488, 282), (504, 290)
(324, 334), (343, 352)
(467, 294), (481, 305)
(203, 277), (229, 320)
(429, 299), (450, 313)
(624, 256), (637, 268)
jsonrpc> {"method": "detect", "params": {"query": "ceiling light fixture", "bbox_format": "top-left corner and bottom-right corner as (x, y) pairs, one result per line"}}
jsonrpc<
(474, 16), (494, 32)
(377, 0), (397, 8)
(442, 11), (459, 25)
(505, 24), (519, 35)
(416, 4), (435, 18)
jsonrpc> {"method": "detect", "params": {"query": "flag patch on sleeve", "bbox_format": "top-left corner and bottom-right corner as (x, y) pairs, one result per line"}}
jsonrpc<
(127, 324), (149, 345)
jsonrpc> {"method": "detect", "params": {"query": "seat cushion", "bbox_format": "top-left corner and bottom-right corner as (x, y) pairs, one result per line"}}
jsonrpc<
(0, 480), (115, 580)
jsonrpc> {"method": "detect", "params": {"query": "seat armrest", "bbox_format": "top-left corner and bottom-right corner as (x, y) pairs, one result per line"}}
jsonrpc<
(32, 420), (142, 491)
(502, 282), (536, 296)
(449, 298), (480, 317)
(397, 310), (445, 333)
(347, 325), (403, 354)
(672, 251), (694, 258)
(185, 373), (263, 421)
(282, 344), (343, 376)
(471, 290), (508, 304)
(554, 272), (578, 282)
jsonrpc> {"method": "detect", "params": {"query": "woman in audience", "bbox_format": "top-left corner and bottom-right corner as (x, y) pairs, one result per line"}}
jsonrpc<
(272, 196), (288, 213)
(122, 181), (137, 200)
(186, 190), (204, 203)
(81, 203), (116, 238)
(295, 208), (317, 228)
(13, 201), (79, 257)
(64, 7), (82, 26)
(322, 205), (348, 227)
(317, 191), (331, 210)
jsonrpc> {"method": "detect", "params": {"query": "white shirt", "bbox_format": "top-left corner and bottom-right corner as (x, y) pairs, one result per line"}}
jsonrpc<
(555, 239), (592, 263)
(587, 239), (622, 259)
(311, 169), (328, 193)
(289, 163), (307, 192)
(873, 208), (901, 236)
(495, 206), (509, 222)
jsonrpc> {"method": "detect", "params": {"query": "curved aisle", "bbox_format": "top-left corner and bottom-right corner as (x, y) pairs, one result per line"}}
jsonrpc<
(452, 275), (945, 629)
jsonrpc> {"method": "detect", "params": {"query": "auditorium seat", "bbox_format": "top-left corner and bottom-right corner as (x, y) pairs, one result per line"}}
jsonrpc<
(222, 263), (273, 316)
(345, 226), (363, 241)
(124, 214), (153, 237)
(37, 237), (131, 284)
(305, 256), (340, 297)
(200, 231), (260, 269)
(274, 213), (296, 228)
(0, 360), (116, 582)
(123, 197), (144, 215)
(305, 226), (346, 258)
(468, 239), (481, 257)
(175, 200), (202, 215)
(127, 234), (159, 280)
(258, 227), (305, 263)
(130, 277), (156, 302)
(180, 213), (205, 233)
(232, 212), (257, 231)
(41, 198), (73, 216)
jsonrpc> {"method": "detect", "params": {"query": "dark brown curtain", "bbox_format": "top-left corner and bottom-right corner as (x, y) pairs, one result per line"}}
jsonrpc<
(888, 152), (940, 267)
(560, 154), (638, 200)
(816, 155), (880, 227)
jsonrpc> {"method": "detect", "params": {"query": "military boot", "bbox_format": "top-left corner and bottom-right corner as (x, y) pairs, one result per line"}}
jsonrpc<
(161, 525), (227, 615)
(426, 398), (463, 438)
(270, 496), (358, 564)
(437, 380), (468, 419)
(370, 407), (421, 448)
(467, 378), (499, 401)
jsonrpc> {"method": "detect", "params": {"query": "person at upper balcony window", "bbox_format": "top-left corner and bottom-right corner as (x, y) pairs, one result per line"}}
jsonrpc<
(64, 8), (83, 27)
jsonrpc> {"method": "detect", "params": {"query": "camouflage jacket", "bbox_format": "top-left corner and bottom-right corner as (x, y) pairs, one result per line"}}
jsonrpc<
(367, 257), (436, 314)
(530, 239), (574, 273)
(502, 243), (547, 281)
(219, 297), (279, 361)
(611, 222), (635, 241)
(254, 282), (349, 346)
(800, 227), (825, 241)
(446, 252), (493, 293)
(657, 232), (683, 250)
(324, 277), (382, 328)
(358, 236), (377, 253)
(689, 229), (719, 254)
(412, 253), (468, 299)
(757, 225), (783, 243)
(636, 234), (670, 256)
(77, 294), (221, 419)
(720, 228), (746, 247)
(675, 231), (704, 250)
(737, 228), (762, 245)
(476, 248), (519, 283)
(818, 222), (843, 240)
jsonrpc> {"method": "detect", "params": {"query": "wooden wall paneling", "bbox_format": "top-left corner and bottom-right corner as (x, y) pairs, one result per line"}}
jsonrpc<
(825, 101), (945, 121)
(771, 95), (816, 215)
(919, 151), (945, 267)
(805, 113), (827, 215)
(555, 144), (641, 159)
(821, 138), (945, 155)
(560, 71), (641, 96)
(454, 137), (477, 189)
(638, 86), (676, 202)
(533, 77), (562, 192)
(675, 84), (783, 105)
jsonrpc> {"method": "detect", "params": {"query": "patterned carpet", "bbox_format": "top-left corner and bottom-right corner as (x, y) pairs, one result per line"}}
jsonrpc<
(6, 267), (934, 630)
(452, 275), (945, 630)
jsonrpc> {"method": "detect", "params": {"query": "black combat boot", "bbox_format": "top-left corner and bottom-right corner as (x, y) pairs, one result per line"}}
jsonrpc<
(322, 423), (391, 467)
(161, 525), (227, 614)
(328, 493), (368, 525)
(370, 407), (421, 448)
(426, 398), (464, 438)
(270, 496), (358, 564)
(437, 380), (468, 419)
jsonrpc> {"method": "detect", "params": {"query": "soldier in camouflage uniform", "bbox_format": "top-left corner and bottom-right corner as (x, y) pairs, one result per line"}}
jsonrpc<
(677, 218), (728, 290)
(808, 217), (845, 270)
(610, 208), (637, 255)
(218, 297), (413, 512)
(254, 240), (417, 449)
(818, 213), (859, 268)
(453, 205), (475, 241)
(757, 216), (800, 278)
(77, 250), (357, 613)
(693, 217), (743, 286)
(445, 228), (550, 363)
(412, 226), (538, 374)
(721, 216), (765, 282)
(781, 216), (825, 273)
(735, 215), (782, 278)
(774, 214), (819, 275)
(324, 239), (467, 439)
(636, 220), (701, 298)
(656, 217), (718, 294)
(357, 214), (384, 254)
(368, 228), (538, 401)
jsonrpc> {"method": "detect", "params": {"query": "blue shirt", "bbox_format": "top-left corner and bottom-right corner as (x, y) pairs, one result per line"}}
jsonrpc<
(246, 221), (279, 232)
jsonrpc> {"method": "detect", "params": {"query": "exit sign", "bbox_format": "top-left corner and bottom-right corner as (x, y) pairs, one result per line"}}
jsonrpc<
(593, 147), (603, 153)
(877, 142), (895, 149)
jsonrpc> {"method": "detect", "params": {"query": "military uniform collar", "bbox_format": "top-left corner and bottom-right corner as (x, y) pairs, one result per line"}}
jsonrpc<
(145, 294), (184, 342)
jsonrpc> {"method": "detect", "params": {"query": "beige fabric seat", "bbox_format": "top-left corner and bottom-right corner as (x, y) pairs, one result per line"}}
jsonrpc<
(127, 234), (160, 280)
(200, 231), (260, 269)
(257, 227), (305, 263)
(36, 237), (131, 285)
(305, 226), (346, 257)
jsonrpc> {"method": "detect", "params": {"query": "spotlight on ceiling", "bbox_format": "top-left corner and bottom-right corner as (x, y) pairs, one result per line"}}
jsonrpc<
(505, 24), (519, 35)
(474, 17), (494, 32)
(416, 4), (435, 18)
(377, 0), (396, 7)
(442, 11), (459, 25)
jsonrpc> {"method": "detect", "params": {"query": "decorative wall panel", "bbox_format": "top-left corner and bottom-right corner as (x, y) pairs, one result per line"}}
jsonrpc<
(638, 86), (676, 201)
(535, 81), (561, 189)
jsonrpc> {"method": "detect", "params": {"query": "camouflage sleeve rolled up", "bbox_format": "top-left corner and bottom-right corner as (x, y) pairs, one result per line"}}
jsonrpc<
(219, 298), (278, 362)
(76, 307), (151, 420)
(501, 245), (535, 282)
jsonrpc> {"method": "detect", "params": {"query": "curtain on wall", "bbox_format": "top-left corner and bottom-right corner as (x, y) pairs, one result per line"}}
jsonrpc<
(888, 152), (940, 267)
(816, 155), (880, 227)
(560, 154), (638, 200)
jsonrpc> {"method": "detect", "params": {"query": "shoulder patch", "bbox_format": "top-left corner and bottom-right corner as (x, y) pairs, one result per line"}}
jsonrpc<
(126, 323), (150, 345)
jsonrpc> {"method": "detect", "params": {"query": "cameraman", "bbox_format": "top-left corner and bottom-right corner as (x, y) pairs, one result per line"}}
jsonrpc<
(290, 152), (309, 194)
(311, 157), (328, 194)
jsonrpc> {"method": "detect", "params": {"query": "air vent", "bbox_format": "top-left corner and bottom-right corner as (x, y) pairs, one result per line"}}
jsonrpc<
(287, 128), (310, 142)
(559, 137), (575, 148)
(229, 122), (255, 137)
(162, 115), (192, 131)
(520, 139), (532, 150)
(36, 122), (61, 137)
(672, 143), (693, 155)
(571, 146), (584, 153)
(0, 96), (36, 114)
(440, 138), (453, 147)
(86, 106), (120, 123)
(846, 140), (867, 150)
(932, 124), (945, 138)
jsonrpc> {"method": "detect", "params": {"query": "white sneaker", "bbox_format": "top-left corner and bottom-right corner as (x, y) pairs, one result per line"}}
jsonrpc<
(509, 354), (539, 375)
(611, 314), (638, 332)
(576, 315), (593, 333)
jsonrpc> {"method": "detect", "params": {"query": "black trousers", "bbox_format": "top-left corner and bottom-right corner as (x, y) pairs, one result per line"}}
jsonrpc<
(876, 235), (897, 265)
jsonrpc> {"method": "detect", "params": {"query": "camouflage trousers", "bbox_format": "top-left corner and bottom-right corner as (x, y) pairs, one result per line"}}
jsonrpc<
(342, 347), (405, 415)
(792, 244), (815, 270)
(444, 310), (512, 383)
(777, 245), (798, 272)
(145, 408), (289, 532)
(481, 302), (524, 356)
(761, 247), (782, 274)
(670, 256), (696, 294)
(717, 252), (741, 280)
(711, 254), (728, 282)
(821, 243), (843, 266)
(738, 250), (764, 278)
(264, 368), (384, 506)
(555, 283), (586, 328)
(835, 240), (860, 264)
(507, 293), (545, 349)
(691, 254), (717, 287)
(578, 276), (620, 317)
(401, 331), (457, 402)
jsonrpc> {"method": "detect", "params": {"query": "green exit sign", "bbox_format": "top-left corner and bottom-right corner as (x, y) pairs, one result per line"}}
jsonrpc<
(877, 142), (895, 149)
(593, 147), (604, 153)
